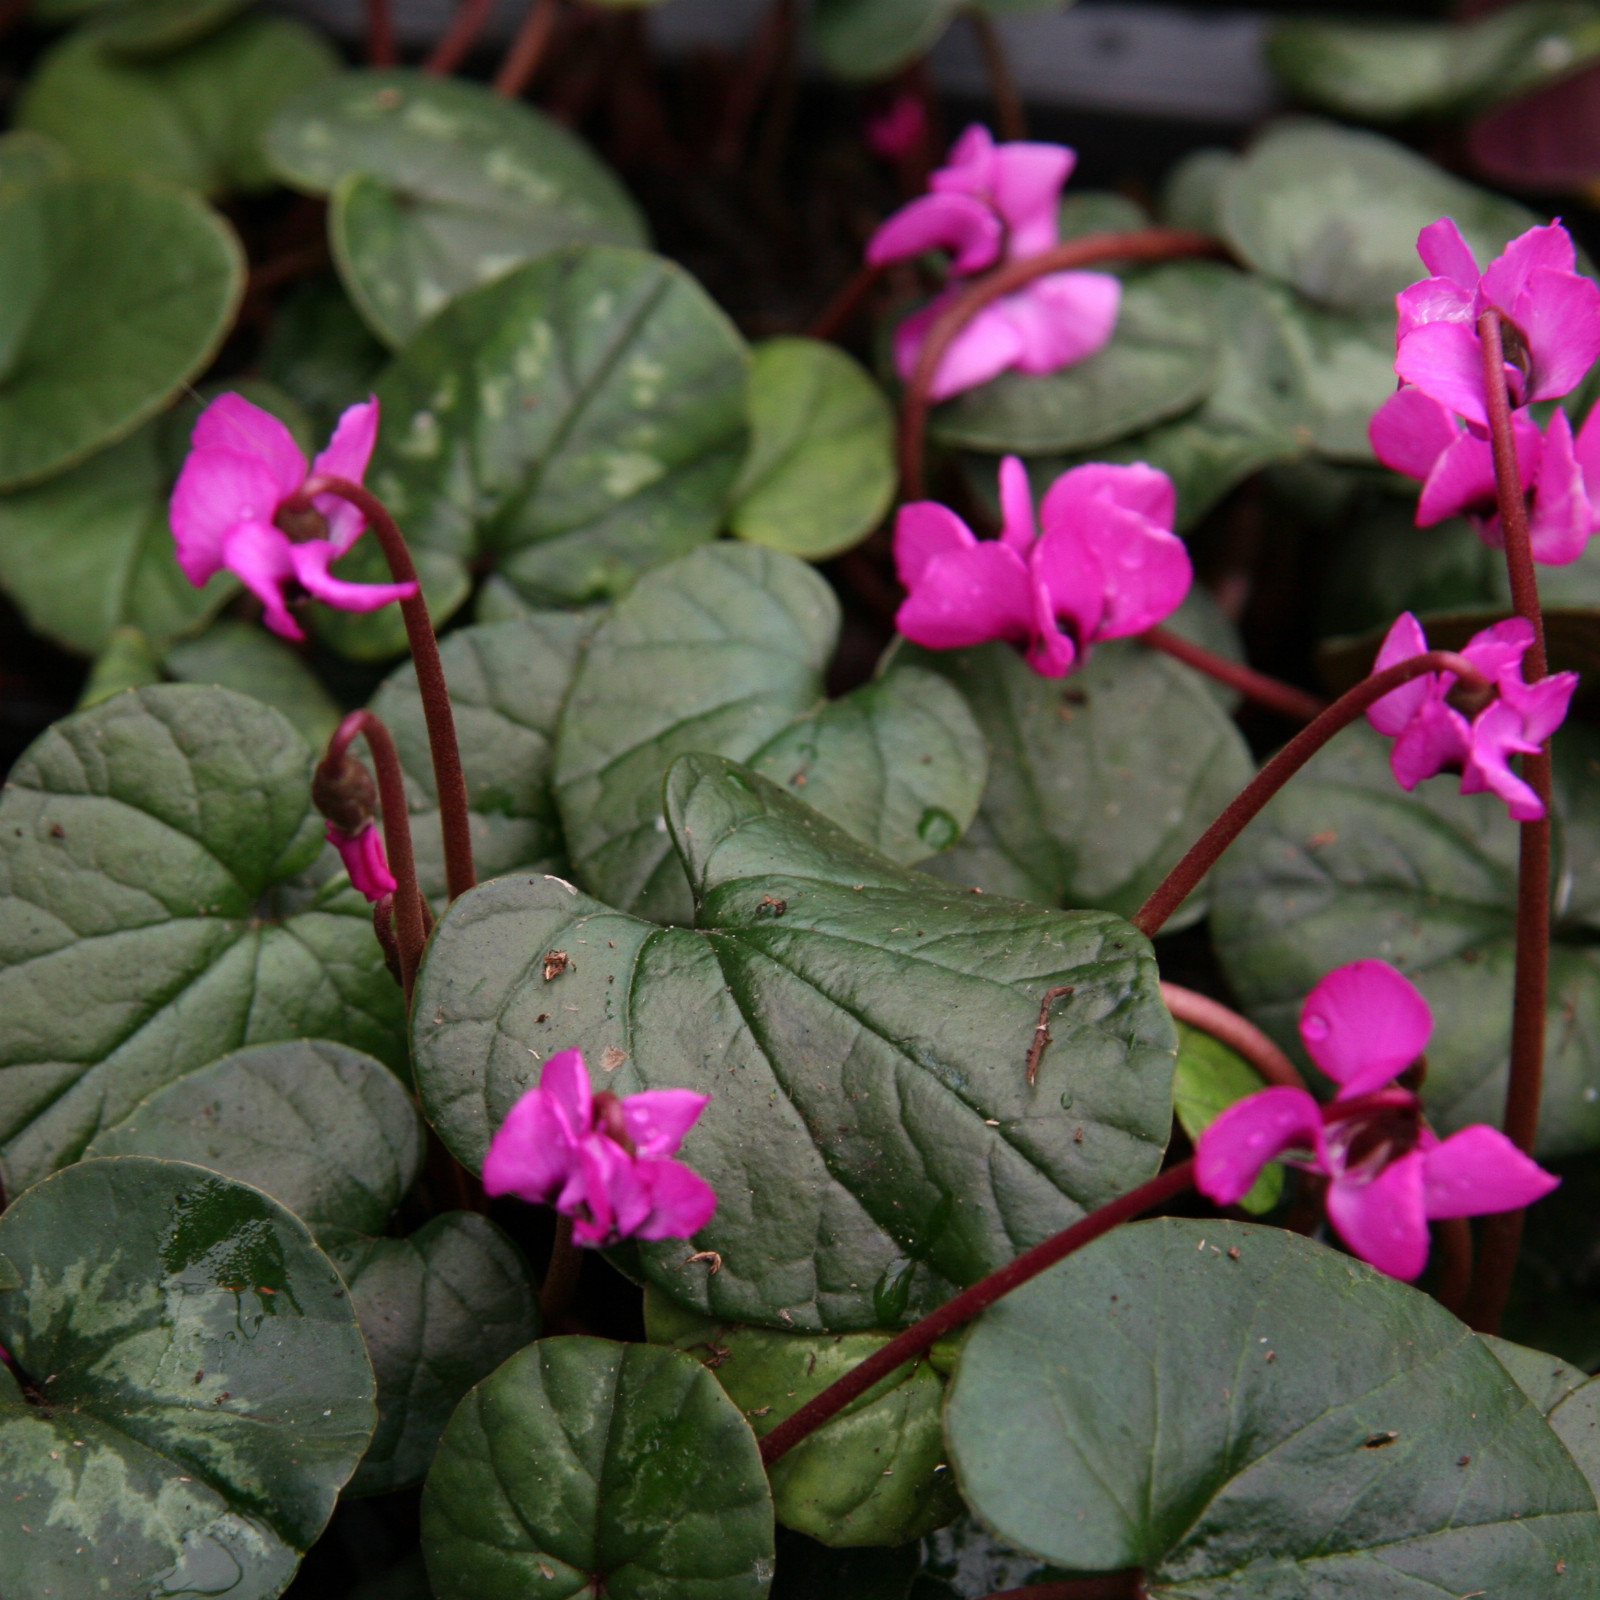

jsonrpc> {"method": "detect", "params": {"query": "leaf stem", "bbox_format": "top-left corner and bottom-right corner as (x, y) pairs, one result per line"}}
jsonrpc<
(808, 262), (886, 342)
(713, 0), (797, 165)
(1130, 650), (1492, 939)
(366, 0), (397, 66)
(964, 8), (1026, 141)
(1141, 625), (1327, 723)
(1159, 983), (1306, 1091)
(541, 1214), (584, 1327)
(303, 475), (477, 903)
(758, 1160), (1196, 1467)
(1465, 308), (1554, 1336)
(494, 0), (563, 99)
(426, 0), (496, 74)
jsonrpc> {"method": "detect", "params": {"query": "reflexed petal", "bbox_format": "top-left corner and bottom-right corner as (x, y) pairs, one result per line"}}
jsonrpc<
(540, 1048), (594, 1134)
(219, 520), (301, 639)
(1042, 460), (1177, 530)
(998, 454), (1037, 554)
(1030, 510), (1106, 645)
(634, 1157), (719, 1240)
(1396, 320), (1493, 427)
(896, 543), (1037, 650)
(289, 540), (419, 613)
(1417, 428), (1498, 525)
(311, 398), (380, 551)
(1325, 1152), (1430, 1280)
(1422, 1124), (1560, 1218)
(1069, 503), (1190, 640)
(1389, 698), (1471, 791)
(933, 124), (995, 189)
(895, 500), (978, 589)
(1004, 272), (1121, 372)
(988, 142), (1075, 258)
(483, 1084), (581, 1203)
(1300, 958), (1433, 1097)
(866, 191), (1002, 274)
(1416, 217), (1480, 288)
(326, 821), (396, 902)
(1194, 1086), (1326, 1206)
(1499, 669), (1579, 745)
(1396, 277), (1474, 343)
(170, 448), (286, 583)
(1576, 398), (1600, 499)
(896, 298), (1025, 401)
(1460, 699), (1546, 820)
(1024, 575), (1077, 677)
(1461, 615), (1534, 683)
(572, 1136), (626, 1246)
(622, 1088), (710, 1157)
(1367, 611), (1434, 736)
(191, 392), (308, 503)
(1478, 221), (1579, 316)
(1369, 386), (1460, 483)
(1519, 265), (1600, 402)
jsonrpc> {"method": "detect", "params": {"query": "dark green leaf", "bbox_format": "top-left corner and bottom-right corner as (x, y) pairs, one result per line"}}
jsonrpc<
(1055, 190), (1151, 242)
(312, 544), (471, 662)
(84, 1038), (422, 1235)
(0, 684), (407, 1195)
(420, 1336), (773, 1600)
(166, 618), (343, 747)
(79, 625), (164, 708)
(0, 1156), (375, 1598)
(1172, 1022), (1281, 1212)
(813, 0), (957, 81)
(414, 753), (1174, 1329)
(908, 638), (1253, 929)
(322, 1213), (539, 1495)
(946, 1216), (1600, 1588)
(0, 174), (244, 489)
(730, 337), (895, 561)
(266, 70), (648, 347)
(365, 245), (748, 606)
(370, 613), (599, 902)
(646, 1289), (959, 1546)
(1219, 119), (1543, 314)
(1158, 147), (1236, 236)
(93, 0), (252, 57)
(260, 274), (389, 439)
(552, 544), (986, 923)
(0, 130), (73, 197)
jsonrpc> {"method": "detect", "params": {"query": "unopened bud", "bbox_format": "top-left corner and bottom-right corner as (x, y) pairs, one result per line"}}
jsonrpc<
(313, 753), (378, 834)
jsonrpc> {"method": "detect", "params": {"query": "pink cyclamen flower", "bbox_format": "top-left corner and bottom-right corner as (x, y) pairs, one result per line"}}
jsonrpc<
(865, 91), (929, 164)
(1394, 217), (1600, 427)
(866, 124), (1121, 401)
(326, 820), (397, 903)
(895, 455), (1190, 677)
(1195, 959), (1558, 1280)
(1366, 611), (1577, 820)
(483, 1049), (716, 1248)
(170, 393), (417, 641)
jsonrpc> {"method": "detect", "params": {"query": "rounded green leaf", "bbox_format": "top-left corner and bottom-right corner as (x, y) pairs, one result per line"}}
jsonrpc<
(18, 15), (338, 195)
(260, 274), (389, 439)
(0, 174), (244, 489)
(166, 618), (343, 747)
(553, 543), (985, 923)
(265, 70), (647, 347)
(929, 263), (1221, 455)
(813, 0), (958, 80)
(946, 1216), (1600, 1587)
(371, 613), (599, 902)
(1171, 1022), (1281, 1213)
(647, 1290), (959, 1546)
(85, 1039), (423, 1235)
(730, 337), (895, 561)
(94, 0), (253, 57)
(322, 1213), (539, 1496)
(415, 753), (1174, 1329)
(909, 639), (1254, 929)
(0, 130), (74, 197)
(366, 244), (748, 605)
(0, 1156), (376, 1599)
(421, 1336), (774, 1600)
(0, 684), (407, 1195)
(1219, 120), (1543, 314)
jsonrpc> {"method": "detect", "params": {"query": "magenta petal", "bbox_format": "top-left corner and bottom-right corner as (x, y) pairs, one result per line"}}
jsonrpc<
(1416, 217), (1480, 288)
(633, 1157), (718, 1240)
(572, 1137), (626, 1245)
(896, 543), (1037, 650)
(895, 501), (978, 589)
(1422, 1125), (1560, 1219)
(1396, 320), (1495, 428)
(219, 520), (301, 639)
(1479, 221), (1578, 315)
(895, 298), (1024, 401)
(1366, 611), (1434, 736)
(311, 398), (380, 551)
(1461, 615), (1534, 683)
(933, 124), (994, 188)
(191, 393), (308, 503)
(1194, 1086), (1326, 1206)
(998, 455), (1037, 554)
(1417, 429), (1498, 525)
(326, 821), (397, 902)
(1083, 510), (1191, 639)
(170, 448), (288, 584)
(1369, 386), (1459, 483)
(865, 93), (928, 162)
(1003, 272), (1121, 372)
(1498, 669), (1579, 747)
(1396, 277), (1475, 343)
(483, 1085), (580, 1203)
(1518, 266), (1600, 402)
(1576, 399), (1600, 499)
(1024, 575), (1077, 677)
(1461, 700), (1545, 819)
(289, 540), (419, 613)
(1043, 460), (1177, 531)
(1029, 513), (1106, 645)
(622, 1088), (709, 1158)
(1300, 959), (1433, 1098)
(540, 1048), (593, 1133)
(988, 142), (1075, 259)
(866, 192), (1002, 274)
(1325, 1152), (1430, 1280)
(1529, 409), (1593, 564)
(1389, 698), (1472, 791)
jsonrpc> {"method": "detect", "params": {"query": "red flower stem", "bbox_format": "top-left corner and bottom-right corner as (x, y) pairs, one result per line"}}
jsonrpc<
(758, 1159), (1196, 1467)
(425, 0), (495, 73)
(713, 0), (796, 164)
(965, 8), (1026, 141)
(303, 475), (477, 902)
(1131, 650), (1492, 939)
(1433, 1216), (1473, 1319)
(808, 262), (886, 342)
(899, 229), (1222, 498)
(1159, 983), (1306, 1092)
(322, 710), (427, 998)
(1466, 308), (1554, 1336)
(540, 1214), (584, 1328)
(494, 0), (562, 98)
(366, 0), (397, 66)
(1141, 625), (1327, 723)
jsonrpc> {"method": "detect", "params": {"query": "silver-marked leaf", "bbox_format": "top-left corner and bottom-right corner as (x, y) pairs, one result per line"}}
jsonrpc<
(266, 70), (647, 347)
(85, 1039), (423, 1236)
(909, 639), (1253, 930)
(553, 543), (985, 923)
(322, 1213), (539, 1496)
(0, 1156), (375, 1599)
(0, 685), (407, 1196)
(414, 753), (1174, 1330)
(946, 1216), (1600, 1590)
(166, 618), (343, 747)
(366, 245), (748, 606)
(371, 613), (599, 902)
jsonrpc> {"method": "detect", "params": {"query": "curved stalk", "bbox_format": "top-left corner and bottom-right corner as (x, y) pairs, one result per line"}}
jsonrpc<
(965, 9), (1026, 141)
(494, 0), (562, 98)
(366, 0), (397, 65)
(1159, 983), (1306, 1092)
(1141, 626), (1327, 723)
(426, 0), (495, 73)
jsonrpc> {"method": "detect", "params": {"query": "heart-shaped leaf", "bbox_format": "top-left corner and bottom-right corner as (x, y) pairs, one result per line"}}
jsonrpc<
(945, 1216), (1600, 1588)
(420, 1336), (773, 1600)
(553, 543), (986, 923)
(0, 1156), (375, 1599)
(166, 618), (343, 747)
(908, 639), (1253, 929)
(266, 70), (648, 347)
(729, 337), (895, 561)
(646, 1289), (959, 1546)
(0, 684), (407, 1196)
(414, 753), (1174, 1329)
(1210, 720), (1600, 1157)
(84, 1039), (423, 1235)
(0, 174), (244, 489)
(18, 15), (338, 196)
(0, 130), (73, 196)
(365, 244), (748, 607)
(322, 1213), (540, 1496)
(370, 612), (599, 903)
(1219, 119), (1542, 314)
(813, 0), (958, 81)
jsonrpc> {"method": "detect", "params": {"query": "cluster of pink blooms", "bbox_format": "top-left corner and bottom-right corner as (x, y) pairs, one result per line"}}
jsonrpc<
(894, 455), (1190, 676)
(1370, 219), (1600, 564)
(484, 1049), (717, 1247)
(867, 126), (1121, 401)
(1196, 959), (1558, 1280)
